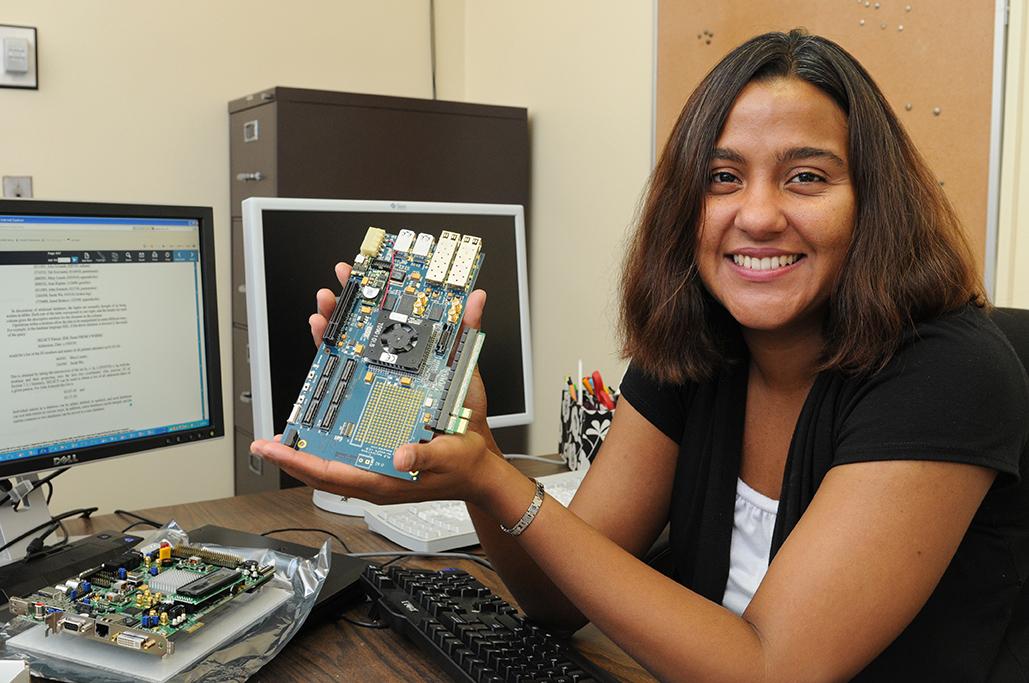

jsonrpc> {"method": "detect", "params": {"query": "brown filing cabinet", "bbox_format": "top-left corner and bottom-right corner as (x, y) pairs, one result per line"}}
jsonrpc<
(229, 87), (530, 494)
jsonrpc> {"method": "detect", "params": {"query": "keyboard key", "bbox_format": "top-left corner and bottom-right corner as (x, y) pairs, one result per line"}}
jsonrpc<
(465, 657), (486, 676)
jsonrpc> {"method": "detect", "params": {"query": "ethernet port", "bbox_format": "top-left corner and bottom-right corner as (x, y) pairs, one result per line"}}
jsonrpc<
(95, 622), (110, 638)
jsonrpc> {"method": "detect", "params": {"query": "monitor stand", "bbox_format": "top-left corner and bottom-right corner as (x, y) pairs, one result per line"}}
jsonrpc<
(311, 489), (378, 517)
(0, 475), (53, 567)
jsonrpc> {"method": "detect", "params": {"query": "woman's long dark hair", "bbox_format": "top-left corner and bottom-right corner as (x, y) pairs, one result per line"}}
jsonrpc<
(620, 29), (984, 384)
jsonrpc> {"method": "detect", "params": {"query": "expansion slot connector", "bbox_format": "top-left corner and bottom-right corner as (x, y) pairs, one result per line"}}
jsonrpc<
(434, 329), (486, 434)
(313, 355), (339, 400)
(323, 277), (361, 345)
(171, 545), (242, 568)
(301, 399), (320, 428)
(320, 358), (357, 430)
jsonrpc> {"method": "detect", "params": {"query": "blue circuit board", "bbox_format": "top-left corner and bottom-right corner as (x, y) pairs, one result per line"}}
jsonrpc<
(281, 228), (485, 481)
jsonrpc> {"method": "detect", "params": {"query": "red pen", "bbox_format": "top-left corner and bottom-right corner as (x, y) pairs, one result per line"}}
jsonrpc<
(592, 371), (616, 410)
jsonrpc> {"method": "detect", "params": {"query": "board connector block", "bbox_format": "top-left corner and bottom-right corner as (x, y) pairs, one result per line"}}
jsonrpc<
(434, 329), (486, 433)
(171, 545), (241, 568)
(393, 229), (416, 254)
(323, 277), (361, 345)
(445, 235), (482, 289)
(413, 232), (434, 257)
(434, 323), (454, 355)
(446, 407), (474, 435)
(301, 398), (320, 428)
(360, 227), (386, 257)
(426, 230), (460, 283)
(320, 358), (356, 431)
(313, 355), (339, 400)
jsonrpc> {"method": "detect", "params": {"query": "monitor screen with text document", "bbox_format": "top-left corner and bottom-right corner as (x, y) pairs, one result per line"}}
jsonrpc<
(0, 201), (224, 480)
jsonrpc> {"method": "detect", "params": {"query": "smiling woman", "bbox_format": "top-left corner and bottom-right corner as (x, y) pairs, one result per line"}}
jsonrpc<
(611, 29), (1027, 681)
(622, 30), (984, 384)
(252, 29), (1029, 683)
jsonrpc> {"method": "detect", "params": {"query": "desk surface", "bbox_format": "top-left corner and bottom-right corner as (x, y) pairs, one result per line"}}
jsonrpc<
(61, 473), (655, 682)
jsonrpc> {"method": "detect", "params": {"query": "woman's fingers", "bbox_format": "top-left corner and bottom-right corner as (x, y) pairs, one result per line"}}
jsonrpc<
(335, 262), (352, 287)
(315, 288), (336, 320)
(250, 438), (452, 504)
(393, 443), (426, 473)
(309, 313), (327, 348)
(251, 438), (377, 495)
(311, 287), (338, 347)
(462, 289), (486, 331)
(393, 432), (484, 476)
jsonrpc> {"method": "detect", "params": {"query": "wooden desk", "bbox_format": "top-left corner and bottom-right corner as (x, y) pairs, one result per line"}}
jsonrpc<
(61, 479), (655, 682)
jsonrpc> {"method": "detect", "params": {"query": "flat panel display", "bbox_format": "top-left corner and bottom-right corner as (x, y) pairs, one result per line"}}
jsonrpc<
(242, 198), (533, 441)
(0, 201), (223, 478)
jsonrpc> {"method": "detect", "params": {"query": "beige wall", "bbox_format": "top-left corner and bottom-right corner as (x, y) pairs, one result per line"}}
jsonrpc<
(448, 1), (656, 455)
(0, 0), (434, 514)
(997, 0), (1029, 307)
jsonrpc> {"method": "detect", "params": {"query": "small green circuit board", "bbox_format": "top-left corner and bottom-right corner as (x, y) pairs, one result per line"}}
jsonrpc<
(9, 543), (275, 657)
(281, 227), (485, 481)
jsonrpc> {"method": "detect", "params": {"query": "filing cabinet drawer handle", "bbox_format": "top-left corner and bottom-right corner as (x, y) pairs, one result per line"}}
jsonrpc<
(239, 391), (253, 404)
(236, 171), (265, 182)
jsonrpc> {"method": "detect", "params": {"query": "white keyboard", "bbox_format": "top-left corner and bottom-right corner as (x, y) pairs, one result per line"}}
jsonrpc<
(363, 468), (586, 552)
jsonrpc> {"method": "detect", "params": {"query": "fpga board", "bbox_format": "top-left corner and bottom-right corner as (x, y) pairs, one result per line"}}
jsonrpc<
(281, 228), (485, 481)
(10, 543), (274, 657)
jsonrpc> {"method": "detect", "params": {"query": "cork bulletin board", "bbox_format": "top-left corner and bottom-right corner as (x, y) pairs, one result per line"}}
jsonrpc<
(656, 1), (1001, 274)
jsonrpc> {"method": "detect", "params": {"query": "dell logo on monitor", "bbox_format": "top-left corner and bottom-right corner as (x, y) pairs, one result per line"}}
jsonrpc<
(53, 454), (79, 466)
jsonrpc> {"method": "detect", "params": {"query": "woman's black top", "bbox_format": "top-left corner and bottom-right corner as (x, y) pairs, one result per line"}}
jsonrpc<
(620, 305), (1029, 681)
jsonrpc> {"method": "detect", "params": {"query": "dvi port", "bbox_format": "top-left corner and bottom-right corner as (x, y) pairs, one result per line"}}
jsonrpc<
(116, 631), (148, 649)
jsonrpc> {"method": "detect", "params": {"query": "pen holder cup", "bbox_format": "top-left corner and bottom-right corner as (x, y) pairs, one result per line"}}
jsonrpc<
(559, 389), (617, 471)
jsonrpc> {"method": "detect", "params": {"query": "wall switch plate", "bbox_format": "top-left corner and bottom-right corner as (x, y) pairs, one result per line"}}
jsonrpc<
(2, 176), (33, 198)
(3, 37), (28, 72)
(0, 25), (36, 89)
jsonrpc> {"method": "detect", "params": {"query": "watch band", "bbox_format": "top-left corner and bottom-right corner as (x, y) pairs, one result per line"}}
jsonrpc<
(500, 479), (545, 536)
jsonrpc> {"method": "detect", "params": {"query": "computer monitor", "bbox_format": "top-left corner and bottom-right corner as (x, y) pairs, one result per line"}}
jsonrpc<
(0, 200), (223, 562)
(242, 198), (533, 508)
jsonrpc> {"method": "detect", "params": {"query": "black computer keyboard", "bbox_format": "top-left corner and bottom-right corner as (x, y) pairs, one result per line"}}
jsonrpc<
(361, 565), (617, 683)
